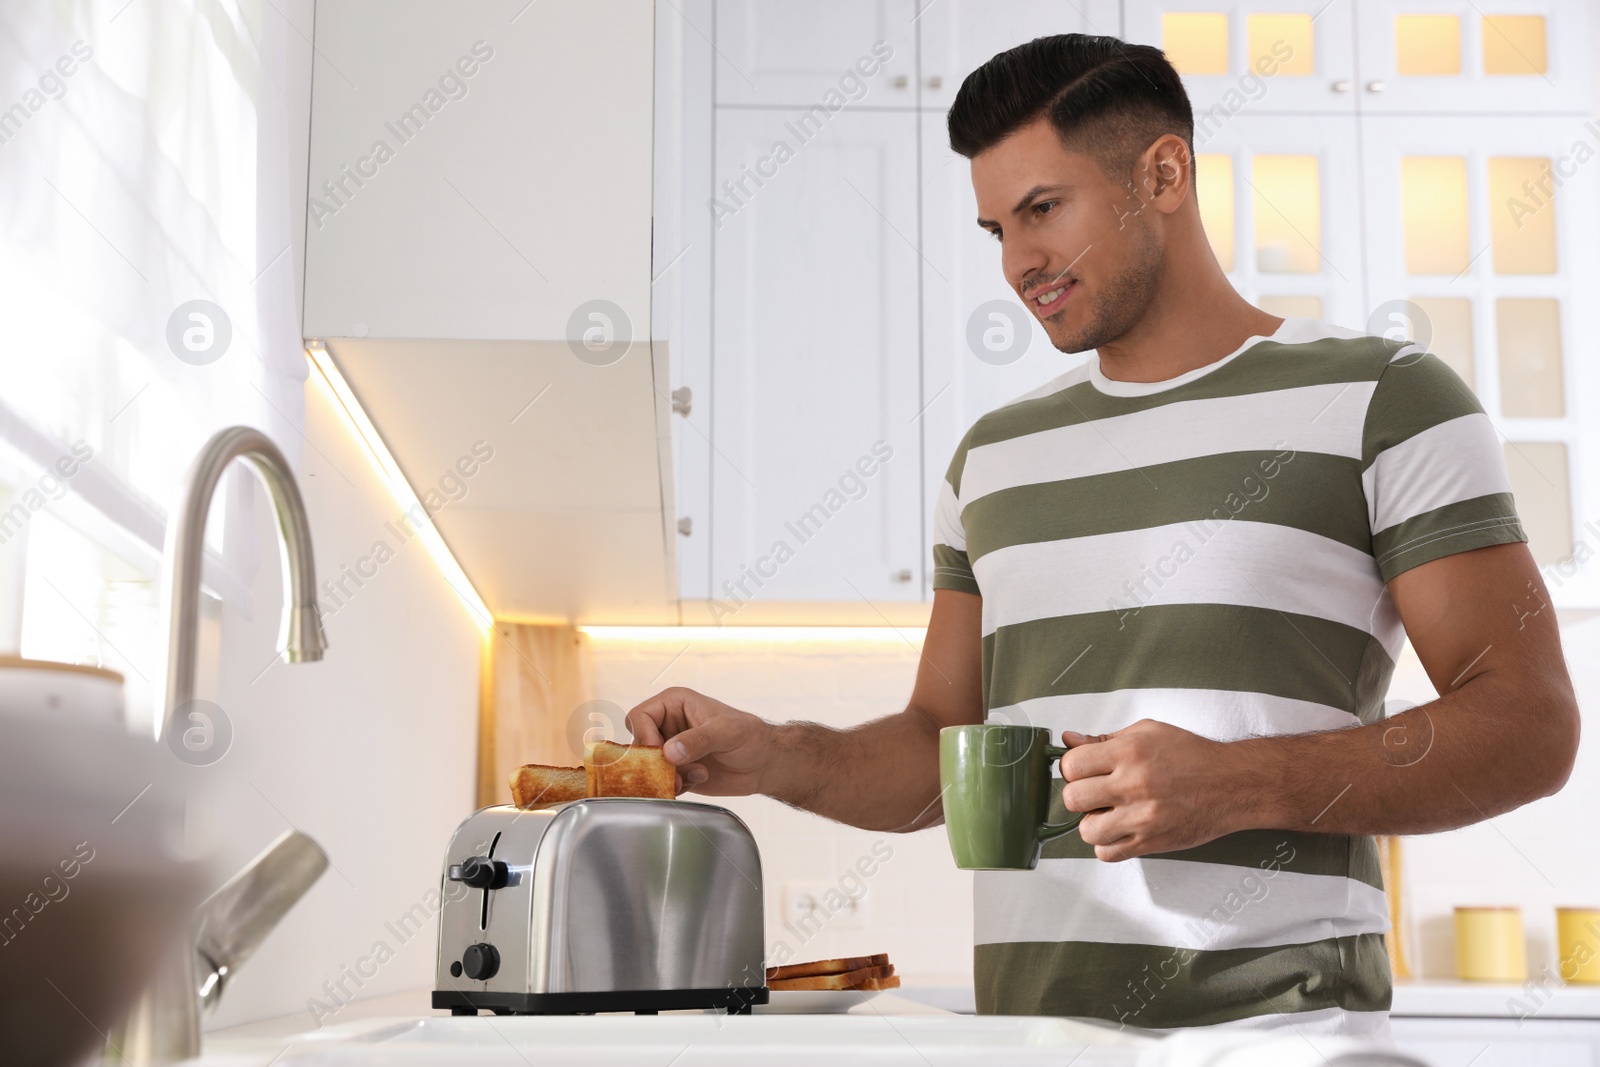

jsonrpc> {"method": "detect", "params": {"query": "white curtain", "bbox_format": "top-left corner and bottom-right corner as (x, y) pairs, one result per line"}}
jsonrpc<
(0, 0), (307, 727)
(0, 0), (305, 542)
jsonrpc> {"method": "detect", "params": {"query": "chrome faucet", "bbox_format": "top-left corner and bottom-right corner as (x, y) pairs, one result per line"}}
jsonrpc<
(109, 426), (329, 1064)
(161, 425), (327, 728)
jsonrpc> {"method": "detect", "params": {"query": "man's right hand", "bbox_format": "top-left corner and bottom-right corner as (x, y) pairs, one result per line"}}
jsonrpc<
(621, 591), (985, 830)
(625, 687), (780, 797)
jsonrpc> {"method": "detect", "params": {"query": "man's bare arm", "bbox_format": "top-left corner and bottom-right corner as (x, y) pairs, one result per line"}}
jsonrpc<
(1060, 542), (1581, 859)
(624, 589), (985, 833)
(1238, 541), (1580, 834)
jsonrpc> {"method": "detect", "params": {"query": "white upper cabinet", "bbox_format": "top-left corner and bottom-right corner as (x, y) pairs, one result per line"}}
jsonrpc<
(304, 0), (655, 342)
(298, 0), (678, 625)
(712, 0), (919, 109)
(916, 1), (1097, 113)
(709, 108), (924, 606)
(1353, 0), (1588, 114)
(1124, 0), (1359, 115)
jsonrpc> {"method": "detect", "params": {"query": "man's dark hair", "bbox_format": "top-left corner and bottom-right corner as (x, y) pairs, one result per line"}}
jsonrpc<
(948, 34), (1194, 183)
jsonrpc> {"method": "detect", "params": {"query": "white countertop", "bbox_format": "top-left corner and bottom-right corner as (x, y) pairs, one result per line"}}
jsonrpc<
(1392, 978), (1600, 1019)
(200, 976), (1600, 1058)
(184, 984), (1481, 1067)
(196, 989), (1156, 1067)
(203, 987), (958, 1043)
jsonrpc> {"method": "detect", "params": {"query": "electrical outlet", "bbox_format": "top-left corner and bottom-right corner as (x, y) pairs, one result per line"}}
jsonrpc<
(782, 880), (867, 933)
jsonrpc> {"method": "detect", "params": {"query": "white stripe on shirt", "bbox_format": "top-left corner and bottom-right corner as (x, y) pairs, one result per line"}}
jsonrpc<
(1363, 412), (1512, 534)
(959, 381), (1376, 506)
(986, 688), (1360, 751)
(972, 519), (1401, 652)
(974, 857), (1390, 952)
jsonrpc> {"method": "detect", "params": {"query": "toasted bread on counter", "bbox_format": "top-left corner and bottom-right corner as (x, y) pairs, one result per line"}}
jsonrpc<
(510, 764), (587, 808)
(766, 953), (889, 982)
(767, 963), (896, 991)
(585, 740), (676, 800)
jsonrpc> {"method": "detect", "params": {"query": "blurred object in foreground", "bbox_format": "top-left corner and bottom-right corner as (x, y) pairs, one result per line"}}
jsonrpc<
(0, 712), (206, 1067)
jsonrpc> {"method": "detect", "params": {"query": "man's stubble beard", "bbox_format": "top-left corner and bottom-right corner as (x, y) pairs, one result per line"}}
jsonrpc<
(1047, 220), (1164, 355)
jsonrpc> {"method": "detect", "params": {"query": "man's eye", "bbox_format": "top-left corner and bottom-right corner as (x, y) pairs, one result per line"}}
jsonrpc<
(987, 229), (1003, 242)
(1034, 200), (1058, 217)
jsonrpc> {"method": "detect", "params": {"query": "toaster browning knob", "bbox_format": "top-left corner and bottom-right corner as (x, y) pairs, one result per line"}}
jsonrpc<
(461, 942), (500, 981)
(450, 855), (509, 890)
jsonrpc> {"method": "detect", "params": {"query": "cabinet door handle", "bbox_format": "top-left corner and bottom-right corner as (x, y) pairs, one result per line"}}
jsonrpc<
(1331, 79), (1351, 93)
(891, 74), (909, 89)
(892, 568), (913, 583)
(671, 385), (692, 417)
(1366, 80), (1387, 93)
(677, 517), (693, 537)
(925, 75), (943, 89)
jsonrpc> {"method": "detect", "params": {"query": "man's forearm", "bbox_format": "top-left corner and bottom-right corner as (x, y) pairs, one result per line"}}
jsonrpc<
(1229, 671), (1578, 837)
(761, 709), (945, 833)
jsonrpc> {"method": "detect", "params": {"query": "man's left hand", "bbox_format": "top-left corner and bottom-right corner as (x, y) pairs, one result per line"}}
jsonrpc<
(1060, 719), (1247, 862)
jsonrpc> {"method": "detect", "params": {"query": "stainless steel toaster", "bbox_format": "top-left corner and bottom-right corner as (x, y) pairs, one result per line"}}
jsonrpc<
(432, 798), (768, 1015)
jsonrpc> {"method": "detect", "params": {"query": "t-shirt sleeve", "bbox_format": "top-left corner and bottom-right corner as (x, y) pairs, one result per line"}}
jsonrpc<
(931, 436), (980, 596)
(1362, 345), (1527, 583)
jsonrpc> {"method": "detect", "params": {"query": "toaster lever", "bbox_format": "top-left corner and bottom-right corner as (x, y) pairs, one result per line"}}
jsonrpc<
(449, 855), (509, 890)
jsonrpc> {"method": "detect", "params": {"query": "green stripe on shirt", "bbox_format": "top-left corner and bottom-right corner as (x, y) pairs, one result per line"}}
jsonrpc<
(1038, 794), (1386, 891)
(982, 604), (1394, 722)
(961, 450), (1370, 563)
(975, 933), (1392, 1026)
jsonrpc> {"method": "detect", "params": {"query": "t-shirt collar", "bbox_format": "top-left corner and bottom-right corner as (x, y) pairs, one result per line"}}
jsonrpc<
(1088, 316), (1301, 397)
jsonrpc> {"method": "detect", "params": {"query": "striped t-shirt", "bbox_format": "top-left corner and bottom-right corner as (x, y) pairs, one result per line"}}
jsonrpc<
(931, 317), (1526, 1037)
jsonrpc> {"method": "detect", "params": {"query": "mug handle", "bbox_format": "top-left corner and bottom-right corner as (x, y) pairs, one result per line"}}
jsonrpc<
(1039, 743), (1084, 841)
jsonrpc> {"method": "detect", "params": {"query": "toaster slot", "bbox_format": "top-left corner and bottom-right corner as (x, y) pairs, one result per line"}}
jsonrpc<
(480, 830), (502, 931)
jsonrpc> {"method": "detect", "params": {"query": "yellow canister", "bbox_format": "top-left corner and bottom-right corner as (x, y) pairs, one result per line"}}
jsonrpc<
(1454, 906), (1526, 983)
(1556, 908), (1600, 984)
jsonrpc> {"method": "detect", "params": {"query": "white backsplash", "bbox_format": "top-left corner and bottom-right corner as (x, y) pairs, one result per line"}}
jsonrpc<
(588, 632), (974, 985)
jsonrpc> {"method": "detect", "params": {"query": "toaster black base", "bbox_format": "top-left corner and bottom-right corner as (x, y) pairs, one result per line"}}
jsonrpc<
(433, 986), (770, 1016)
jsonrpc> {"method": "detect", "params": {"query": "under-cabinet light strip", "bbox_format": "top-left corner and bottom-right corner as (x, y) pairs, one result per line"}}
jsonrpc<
(305, 340), (492, 631)
(580, 626), (929, 644)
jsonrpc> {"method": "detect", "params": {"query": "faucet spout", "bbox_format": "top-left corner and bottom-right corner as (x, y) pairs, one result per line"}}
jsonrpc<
(159, 425), (326, 737)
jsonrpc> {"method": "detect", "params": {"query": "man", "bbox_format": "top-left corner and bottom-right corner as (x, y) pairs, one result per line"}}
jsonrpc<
(627, 34), (1579, 1036)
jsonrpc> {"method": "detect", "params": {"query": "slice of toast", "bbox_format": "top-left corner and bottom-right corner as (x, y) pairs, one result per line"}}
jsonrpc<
(585, 740), (676, 800)
(509, 764), (586, 808)
(767, 953), (888, 982)
(767, 963), (895, 991)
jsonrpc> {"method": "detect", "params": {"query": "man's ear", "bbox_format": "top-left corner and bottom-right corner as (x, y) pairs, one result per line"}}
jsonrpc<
(1136, 133), (1192, 216)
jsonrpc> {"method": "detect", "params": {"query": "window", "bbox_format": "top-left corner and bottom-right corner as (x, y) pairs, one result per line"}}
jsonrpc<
(0, 0), (304, 725)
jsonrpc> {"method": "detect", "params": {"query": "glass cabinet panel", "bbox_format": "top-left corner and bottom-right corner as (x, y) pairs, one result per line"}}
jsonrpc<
(1482, 14), (1547, 75)
(1196, 153), (1235, 272)
(1395, 14), (1461, 76)
(1489, 157), (1558, 274)
(1252, 154), (1320, 274)
(1400, 157), (1470, 275)
(1162, 12), (1231, 75)
(1247, 14), (1314, 76)
(1496, 297), (1564, 417)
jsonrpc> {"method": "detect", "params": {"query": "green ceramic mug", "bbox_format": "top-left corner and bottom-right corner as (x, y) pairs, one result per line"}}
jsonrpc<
(939, 723), (1083, 870)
